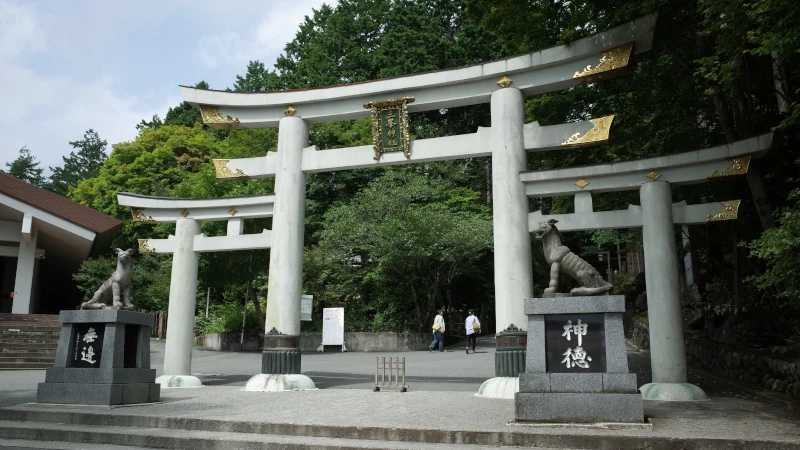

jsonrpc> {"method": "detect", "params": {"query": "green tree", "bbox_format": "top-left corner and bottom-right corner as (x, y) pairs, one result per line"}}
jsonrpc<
(233, 61), (283, 92)
(69, 122), (280, 331)
(276, 0), (499, 88)
(73, 252), (172, 312)
(136, 114), (164, 131)
(310, 169), (494, 331)
(4, 146), (45, 187)
(48, 129), (108, 196)
(136, 81), (210, 132)
(163, 81), (210, 128)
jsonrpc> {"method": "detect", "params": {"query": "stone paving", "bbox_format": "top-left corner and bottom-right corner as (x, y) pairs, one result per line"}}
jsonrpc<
(0, 336), (799, 449)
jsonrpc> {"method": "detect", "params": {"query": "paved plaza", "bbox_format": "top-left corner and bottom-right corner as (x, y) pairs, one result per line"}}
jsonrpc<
(1, 337), (799, 449)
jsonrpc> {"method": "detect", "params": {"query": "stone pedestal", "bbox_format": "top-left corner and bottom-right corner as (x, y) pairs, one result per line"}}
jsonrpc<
(495, 325), (527, 377)
(262, 331), (301, 375)
(37, 310), (159, 406)
(515, 296), (643, 423)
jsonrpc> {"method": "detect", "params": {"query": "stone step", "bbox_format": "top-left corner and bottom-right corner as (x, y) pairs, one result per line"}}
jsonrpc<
(0, 343), (59, 350)
(0, 408), (797, 450)
(0, 337), (58, 346)
(0, 327), (61, 331)
(0, 328), (60, 332)
(0, 336), (61, 342)
(0, 350), (56, 361)
(0, 332), (62, 337)
(0, 316), (60, 326)
(0, 356), (55, 363)
(0, 362), (53, 370)
(0, 438), (153, 450)
(0, 327), (61, 332)
(0, 420), (517, 450)
(0, 327), (61, 334)
(0, 350), (58, 356)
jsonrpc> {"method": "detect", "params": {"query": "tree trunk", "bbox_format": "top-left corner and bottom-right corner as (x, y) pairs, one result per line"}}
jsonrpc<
(772, 53), (791, 113)
(712, 89), (739, 142)
(485, 158), (492, 205)
(249, 280), (265, 333)
(731, 78), (754, 138)
(746, 166), (776, 230)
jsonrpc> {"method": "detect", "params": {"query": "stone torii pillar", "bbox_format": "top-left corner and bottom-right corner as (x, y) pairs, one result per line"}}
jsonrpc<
(520, 134), (772, 401)
(491, 86), (533, 337)
(639, 181), (705, 400)
(252, 115), (316, 390)
(162, 217), (201, 387)
(117, 193), (286, 389)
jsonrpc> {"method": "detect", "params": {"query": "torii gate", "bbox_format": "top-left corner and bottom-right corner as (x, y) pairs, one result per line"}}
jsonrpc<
(118, 192), (275, 387)
(166, 14), (657, 391)
(520, 134), (772, 401)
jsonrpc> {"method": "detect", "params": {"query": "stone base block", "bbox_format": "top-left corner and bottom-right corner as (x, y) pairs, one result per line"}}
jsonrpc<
(515, 392), (644, 423)
(45, 368), (156, 385)
(243, 374), (317, 392)
(262, 350), (301, 375)
(639, 382), (709, 401)
(495, 350), (526, 377)
(36, 382), (159, 406)
(520, 372), (638, 393)
(475, 377), (519, 399)
(156, 375), (203, 388)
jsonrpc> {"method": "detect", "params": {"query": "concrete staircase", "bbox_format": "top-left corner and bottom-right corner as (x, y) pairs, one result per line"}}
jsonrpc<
(0, 408), (516, 450)
(0, 313), (61, 370)
(0, 407), (797, 450)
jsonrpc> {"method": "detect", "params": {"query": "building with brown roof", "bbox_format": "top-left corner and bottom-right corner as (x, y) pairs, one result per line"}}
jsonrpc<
(0, 172), (121, 314)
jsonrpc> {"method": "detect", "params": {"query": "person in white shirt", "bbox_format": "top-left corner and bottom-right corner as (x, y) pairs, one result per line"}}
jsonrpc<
(465, 309), (480, 354)
(429, 310), (446, 352)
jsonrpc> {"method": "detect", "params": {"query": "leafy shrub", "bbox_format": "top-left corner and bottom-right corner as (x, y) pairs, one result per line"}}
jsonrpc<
(195, 301), (262, 336)
(611, 273), (637, 297)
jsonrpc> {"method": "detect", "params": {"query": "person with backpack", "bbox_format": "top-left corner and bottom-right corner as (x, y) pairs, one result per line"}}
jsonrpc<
(465, 309), (480, 354)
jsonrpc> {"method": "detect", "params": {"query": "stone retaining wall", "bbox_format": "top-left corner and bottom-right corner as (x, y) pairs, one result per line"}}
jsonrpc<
(195, 332), (435, 352)
(194, 332), (263, 352)
(623, 313), (800, 400)
(298, 332), (433, 352)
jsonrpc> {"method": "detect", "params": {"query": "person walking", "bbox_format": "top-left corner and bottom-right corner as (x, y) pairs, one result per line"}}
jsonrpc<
(429, 309), (446, 352)
(465, 309), (481, 354)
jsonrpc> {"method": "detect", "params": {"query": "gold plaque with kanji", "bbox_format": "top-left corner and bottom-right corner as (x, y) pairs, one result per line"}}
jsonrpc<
(364, 97), (414, 161)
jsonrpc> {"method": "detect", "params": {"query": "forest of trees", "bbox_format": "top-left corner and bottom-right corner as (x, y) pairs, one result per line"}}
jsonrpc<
(4, 0), (799, 342)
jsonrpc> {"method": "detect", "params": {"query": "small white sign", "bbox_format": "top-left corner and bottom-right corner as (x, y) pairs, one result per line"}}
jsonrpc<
(321, 307), (345, 346)
(300, 295), (313, 322)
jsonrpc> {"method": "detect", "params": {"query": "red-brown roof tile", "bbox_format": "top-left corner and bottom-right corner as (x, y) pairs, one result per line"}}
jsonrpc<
(0, 172), (121, 235)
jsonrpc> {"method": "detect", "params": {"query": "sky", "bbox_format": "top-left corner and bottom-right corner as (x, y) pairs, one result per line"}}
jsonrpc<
(0, 0), (331, 174)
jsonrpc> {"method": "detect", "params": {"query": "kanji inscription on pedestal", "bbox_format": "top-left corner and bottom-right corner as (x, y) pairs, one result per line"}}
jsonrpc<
(69, 323), (105, 368)
(545, 314), (606, 372)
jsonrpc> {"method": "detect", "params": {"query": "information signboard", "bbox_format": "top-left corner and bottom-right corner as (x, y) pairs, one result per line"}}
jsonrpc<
(319, 307), (347, 352)
(300, 295), (313, 322)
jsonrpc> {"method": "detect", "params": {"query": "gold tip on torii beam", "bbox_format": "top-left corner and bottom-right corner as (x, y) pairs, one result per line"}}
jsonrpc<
(213, 159), (249, 180)
(200, 105), (242, 129)
(707, 155), (751, 179)
(706, 200), (741, 222)
(138, 239), (156, 254)
(573, 42), (634, 82)
(561, 115), (615, 147)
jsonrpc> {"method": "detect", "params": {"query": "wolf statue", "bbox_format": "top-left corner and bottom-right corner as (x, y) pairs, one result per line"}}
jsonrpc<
(533, 219), (613, 297)
(80, 248), (135, 310)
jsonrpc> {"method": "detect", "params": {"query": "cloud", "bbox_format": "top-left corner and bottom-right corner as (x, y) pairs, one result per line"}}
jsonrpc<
(195, 0), (332, 69)
(0, 2), (174, 173)
(197, 31), (254, 69)
(0, 0), (338, 175)
(0, 2), (46, 63)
